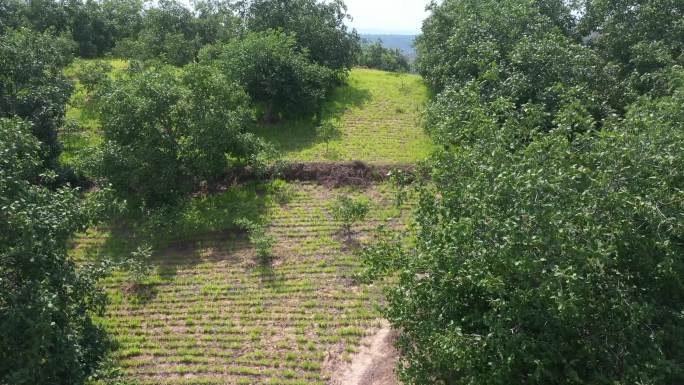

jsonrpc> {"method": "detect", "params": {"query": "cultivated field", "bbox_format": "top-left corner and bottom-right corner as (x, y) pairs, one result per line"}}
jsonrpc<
(71, 182), (409, 384)
(60, 62), (432, 166)
(256, 68), (432, 163)
(63, 59), (427, 384)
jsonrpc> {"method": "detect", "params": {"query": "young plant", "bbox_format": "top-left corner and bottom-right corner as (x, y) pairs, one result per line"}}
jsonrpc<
(317, 121), (338, 155)
(235, 218), (277, 264)
(330, 195), (370, 235)
(124, 244), (153, 286)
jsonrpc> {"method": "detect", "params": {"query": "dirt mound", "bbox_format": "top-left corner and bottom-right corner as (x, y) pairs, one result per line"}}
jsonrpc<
(280, 161), (413, 188)
(327, 322), (400, 385)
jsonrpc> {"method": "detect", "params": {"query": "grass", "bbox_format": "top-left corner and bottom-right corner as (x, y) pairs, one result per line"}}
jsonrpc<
(73, 181), (412, 385)
(255, 68), (433, 163)
(61, 61), (433, 166)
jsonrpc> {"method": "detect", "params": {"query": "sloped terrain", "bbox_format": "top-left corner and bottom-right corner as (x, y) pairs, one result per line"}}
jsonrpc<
(72, 183), (411, 385)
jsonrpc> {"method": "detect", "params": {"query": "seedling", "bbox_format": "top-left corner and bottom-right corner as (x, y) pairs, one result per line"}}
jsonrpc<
(235, 218), (277, 264)
(329, 195), (370, 235)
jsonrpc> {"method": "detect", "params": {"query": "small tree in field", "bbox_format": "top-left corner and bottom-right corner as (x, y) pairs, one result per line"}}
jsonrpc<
(235, 218), (277, 265)
(330, 195), (370, 236)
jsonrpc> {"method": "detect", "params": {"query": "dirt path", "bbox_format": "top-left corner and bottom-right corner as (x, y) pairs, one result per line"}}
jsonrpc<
(331, 322), (400, 385)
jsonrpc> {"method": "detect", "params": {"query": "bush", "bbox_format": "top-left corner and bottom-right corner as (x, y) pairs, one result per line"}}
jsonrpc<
(0, 28), (75, 169)
(330, 195), (370, 235)
(89, 64), (259, 210)
(241, 0), (360, 71)
(0, 117), (109, 384)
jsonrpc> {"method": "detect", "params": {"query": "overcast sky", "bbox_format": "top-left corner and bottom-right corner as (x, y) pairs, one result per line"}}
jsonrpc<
(343, 0), (431, 35)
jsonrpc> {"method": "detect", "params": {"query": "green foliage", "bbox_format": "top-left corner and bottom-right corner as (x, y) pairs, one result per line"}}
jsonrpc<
(202, 30), (337, 121)
(74, 60), (113, 94)
(0, 0), (144, 58)
(123, 244), (154, 285)
(88, 64), (259, 210)
(330, 195), (370, 235)
(0, 28), (74, 168)
(0, 117), (109, 384)
(234, 218), (277, 264)
(114, 0), (240, 65)
(358, 40), (411, 73)
(241, 0), (360, 71)
(367, 1), (684, 384)
(370, 36), (684, 385)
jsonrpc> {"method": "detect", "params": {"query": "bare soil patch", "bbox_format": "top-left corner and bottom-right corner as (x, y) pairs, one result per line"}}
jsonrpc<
(327, 321), (400, 385)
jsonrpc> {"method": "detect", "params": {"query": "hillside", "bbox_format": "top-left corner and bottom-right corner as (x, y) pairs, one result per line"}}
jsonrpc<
(255, 68), (432, 163)
(61, 63), (432, 166)
(62, 61), (429, 385)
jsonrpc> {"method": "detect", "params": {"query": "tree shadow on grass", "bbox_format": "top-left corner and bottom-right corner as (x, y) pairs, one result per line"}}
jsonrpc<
(252, 83), (372, 155)
(79, 183), (274, 300)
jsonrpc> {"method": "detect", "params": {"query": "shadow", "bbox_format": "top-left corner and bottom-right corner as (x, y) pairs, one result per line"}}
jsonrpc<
(252, 83), (372, 155)
(78, 183), (272, 295)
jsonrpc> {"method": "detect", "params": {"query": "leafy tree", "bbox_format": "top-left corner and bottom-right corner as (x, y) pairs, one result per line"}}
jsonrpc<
(0, 28), (74, 169)
(0, 0), (144, 58)
(114, 0), (199, 65)
(89, 64), (259, 209)
(358, 39), (411, 73)
(368, 1), (684, 384)
(240, 0), (360, 71)
(364, 75), (684, 385)
(580, 0), (684, 97)
(0, 117), (109, 385)
(202, 30), (337, 121)
(114, 0), (240, 65)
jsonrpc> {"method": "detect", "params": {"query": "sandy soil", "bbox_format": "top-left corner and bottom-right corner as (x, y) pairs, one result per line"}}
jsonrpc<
(330, 321), (400, 385)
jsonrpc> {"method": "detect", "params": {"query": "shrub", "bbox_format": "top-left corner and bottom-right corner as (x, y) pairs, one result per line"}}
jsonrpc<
(330, 195), (370, 235)
(74, 60), (113, 94)
(124, 244), (154, 286)
(202, 30), (337, 121)
(240, 0), (360, 71)
(358, 40), (411, 73)
(0, 28), (75, 169)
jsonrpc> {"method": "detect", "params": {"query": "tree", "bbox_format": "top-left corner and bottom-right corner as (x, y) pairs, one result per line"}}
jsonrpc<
(0, 117), (109, 385)
(363, 74), (684, 385)
(202, 30), (337, 121)
(365, 0), (684, 383)
(580, 0), (684, 97)
(358, 39), (411, 73)
(240, 0), (360, 71)
(0, 28), (74, 169)
(90, 64), (259, 209)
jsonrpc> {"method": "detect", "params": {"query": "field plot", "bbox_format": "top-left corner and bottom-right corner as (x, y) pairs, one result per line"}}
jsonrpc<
(71, 182), (409, 385)
(60, 62), (431, 166)
(255, 68), (432, 163)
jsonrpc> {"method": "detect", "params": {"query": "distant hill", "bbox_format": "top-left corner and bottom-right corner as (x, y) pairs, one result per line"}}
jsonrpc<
(360, 34), (418, 61)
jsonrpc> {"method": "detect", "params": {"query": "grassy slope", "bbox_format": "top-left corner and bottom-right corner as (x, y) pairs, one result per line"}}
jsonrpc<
(61, 62), (432, 165)
(64, 61), (427, 384)
(256, 68), (432, 163)
(74, 182), (410, 385)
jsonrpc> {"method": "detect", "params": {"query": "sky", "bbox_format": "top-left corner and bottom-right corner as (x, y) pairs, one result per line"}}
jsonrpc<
(343, 0), (432, 35)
